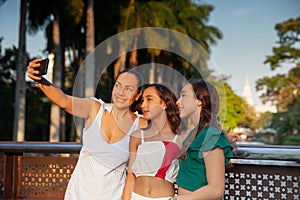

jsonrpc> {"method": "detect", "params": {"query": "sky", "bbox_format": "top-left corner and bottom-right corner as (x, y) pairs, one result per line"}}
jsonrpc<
(0, 0), (300, 108)
(205, 0), (300, 107)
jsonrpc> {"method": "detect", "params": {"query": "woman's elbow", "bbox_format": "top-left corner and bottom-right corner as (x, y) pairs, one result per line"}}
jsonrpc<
(215, 191), (224, 199)
(213, 186), (225, 199)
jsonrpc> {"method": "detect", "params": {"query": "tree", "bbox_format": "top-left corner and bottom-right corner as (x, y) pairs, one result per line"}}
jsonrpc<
(28, 0), (86, 141)
(115, 0), (222, 81)
(85, 0), (95, 97)
(241, 100), (257, 130)
(256, 111), (273, 129)
(0, 40), (17, 140)
(92, 0), (223, 102)
(256, 17), (300, 111)
(256, 17), (300, 143)
(216, 81), (243, 131)
(13, 0), (28, 141)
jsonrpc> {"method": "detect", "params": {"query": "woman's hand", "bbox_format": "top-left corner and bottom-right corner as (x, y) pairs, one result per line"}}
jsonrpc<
(224, 127), (239, 148)
(27, 58), (44, 83)
(226, 133), (239, 148)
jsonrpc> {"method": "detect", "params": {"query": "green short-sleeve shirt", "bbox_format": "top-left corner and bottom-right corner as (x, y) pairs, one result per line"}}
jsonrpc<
(176, 126), (233, 191)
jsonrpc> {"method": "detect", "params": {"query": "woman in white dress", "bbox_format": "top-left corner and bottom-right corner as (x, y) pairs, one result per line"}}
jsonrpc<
(27, 58), (145, 200)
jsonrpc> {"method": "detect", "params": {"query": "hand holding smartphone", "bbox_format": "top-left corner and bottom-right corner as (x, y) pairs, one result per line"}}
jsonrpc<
(37, 58), (49, 75)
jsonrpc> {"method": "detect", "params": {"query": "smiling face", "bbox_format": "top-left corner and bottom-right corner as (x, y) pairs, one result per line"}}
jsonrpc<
(176, 83), (200, 120)
(112, 72), (138, 110)
(141, 86), (166, 120)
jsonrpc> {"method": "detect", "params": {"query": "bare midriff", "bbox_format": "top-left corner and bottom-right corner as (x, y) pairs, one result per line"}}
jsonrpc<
(134, 176), (174, 198)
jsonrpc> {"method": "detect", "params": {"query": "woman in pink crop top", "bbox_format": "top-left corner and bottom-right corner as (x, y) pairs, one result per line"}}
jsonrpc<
(122, 84), (184, 200)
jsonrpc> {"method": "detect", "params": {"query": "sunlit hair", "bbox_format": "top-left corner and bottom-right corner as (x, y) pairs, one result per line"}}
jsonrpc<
(130, 85), (143, 114)
(144, 83), (181, 134)
(179, 80), (221, 160)
(191, 80), (221, 131)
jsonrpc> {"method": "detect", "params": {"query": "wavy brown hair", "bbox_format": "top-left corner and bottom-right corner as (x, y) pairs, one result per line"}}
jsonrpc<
(179, 80), (221, 160)
(144, 83), (181, 134)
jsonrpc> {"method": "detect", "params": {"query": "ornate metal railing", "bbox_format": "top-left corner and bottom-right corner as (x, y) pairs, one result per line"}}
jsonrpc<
(0, 142), (299, 199)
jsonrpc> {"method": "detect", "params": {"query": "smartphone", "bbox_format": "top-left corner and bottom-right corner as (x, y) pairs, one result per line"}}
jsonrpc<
(37, 58), (49, 75)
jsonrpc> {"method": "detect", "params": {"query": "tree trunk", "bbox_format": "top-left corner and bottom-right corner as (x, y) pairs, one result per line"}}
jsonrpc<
(129, 29), (140, 68)
(13, 0), (27, 141)
(113, 45), (126, 78)
(114, 0), (136, 77)
(149, 54), (155, 84)
(85, 0), (95, 97)
(49, 10), (63, 142)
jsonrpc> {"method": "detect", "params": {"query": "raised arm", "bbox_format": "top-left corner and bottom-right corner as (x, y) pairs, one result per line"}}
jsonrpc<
(27, 58), (95, 119)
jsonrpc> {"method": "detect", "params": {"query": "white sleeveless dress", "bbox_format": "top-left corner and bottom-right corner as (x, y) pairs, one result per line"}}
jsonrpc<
(64, 98), (140, 200)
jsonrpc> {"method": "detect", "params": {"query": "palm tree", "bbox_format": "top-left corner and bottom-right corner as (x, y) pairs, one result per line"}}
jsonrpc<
(49, 6), (64, 142)
(27, 0), (67, 141)
(116, 0), (222, 84)
(28, 0), (92, 142)
(85, 0), (95, 97)
(13, 0), (28, 141)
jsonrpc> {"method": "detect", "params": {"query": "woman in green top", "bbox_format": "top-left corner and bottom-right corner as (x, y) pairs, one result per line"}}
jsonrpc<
(171, 80), (234, 200)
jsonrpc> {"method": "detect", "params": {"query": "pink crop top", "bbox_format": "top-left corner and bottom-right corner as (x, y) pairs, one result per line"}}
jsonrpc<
(131, 130), (180, 183)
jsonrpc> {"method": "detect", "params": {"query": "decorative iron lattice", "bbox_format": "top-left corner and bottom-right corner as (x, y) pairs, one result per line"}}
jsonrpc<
(0, 156), (3, 197)
(1, 154), (299, 199)
(17, 156), (77, 199)
(223, 163), (300, 200)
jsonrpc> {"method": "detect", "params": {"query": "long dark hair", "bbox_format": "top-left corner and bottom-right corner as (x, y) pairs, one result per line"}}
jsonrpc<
(150, 84), (181, 134)
(135, 83), (181, 134)
(179, 80), (221, 160)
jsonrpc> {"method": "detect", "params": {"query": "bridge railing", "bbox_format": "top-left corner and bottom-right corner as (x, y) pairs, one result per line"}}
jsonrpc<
(0, 142), (299, 200)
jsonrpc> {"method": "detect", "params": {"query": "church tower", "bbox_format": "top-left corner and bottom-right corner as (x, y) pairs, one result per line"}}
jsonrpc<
(242, 74), (254, 106)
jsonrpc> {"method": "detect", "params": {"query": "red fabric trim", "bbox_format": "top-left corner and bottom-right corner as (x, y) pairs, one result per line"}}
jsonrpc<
(155, 141), (179, 179)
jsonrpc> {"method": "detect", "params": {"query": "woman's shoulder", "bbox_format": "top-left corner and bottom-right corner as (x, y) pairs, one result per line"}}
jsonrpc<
(138, 117), (148, 129)
(129, 129), (142, 148)
(89, 98), (102, 113)
(200, 126), (221, 134)
(83, 98), (102, 129)
(176, 130), (189, 149)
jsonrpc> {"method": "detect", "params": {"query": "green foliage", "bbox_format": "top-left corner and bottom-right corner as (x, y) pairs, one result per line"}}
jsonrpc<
(0, 82), (14, 140)
(241, 100), (257, 130)
(264, 17), (300, 70)
(25, 84), (51, 141)
(119, 0), (222, 53)
(28, 0), (53, 34)
(112, 0), (223, 94)
(270, 97), (300, 144)
(0, 41), (17, 140)
(257, 16), (300, 110)
(215, 82), (243, 130)
(256, 16), (300, 145)
(256, 112), (273, 129)
(216, 80), (257, 132)
(0, 39), (52, 141)
(6, 0), (245, 142)
(94, 1), (123, 42)
(282, 135), (300, 145)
